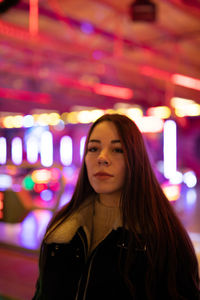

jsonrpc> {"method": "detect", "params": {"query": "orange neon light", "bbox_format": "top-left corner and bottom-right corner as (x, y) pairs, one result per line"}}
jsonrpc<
(93, 83), (133, 100)
(29, 0), (39, 36)
(171, 74), (200, 91)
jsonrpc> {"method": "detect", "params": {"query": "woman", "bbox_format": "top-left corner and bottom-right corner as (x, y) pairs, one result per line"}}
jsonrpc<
(33, 114), (200, 300)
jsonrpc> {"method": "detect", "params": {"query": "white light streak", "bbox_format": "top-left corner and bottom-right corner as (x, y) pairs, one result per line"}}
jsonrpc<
(40, 131), (53, 167)
(0, 137), (7, 164)
(60, 136), (73, 166)
(80, 136), (86, 162)
(26, 136), (39, 164)
(11, 137), (23, 165)
(163, 120), (177, 179)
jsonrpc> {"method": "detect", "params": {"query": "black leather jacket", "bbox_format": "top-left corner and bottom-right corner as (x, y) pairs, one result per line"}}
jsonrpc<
(32, 226), (148, 300)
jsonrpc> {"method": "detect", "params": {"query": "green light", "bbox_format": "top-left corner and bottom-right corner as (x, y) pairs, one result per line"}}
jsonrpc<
(23, 175), (35, 190)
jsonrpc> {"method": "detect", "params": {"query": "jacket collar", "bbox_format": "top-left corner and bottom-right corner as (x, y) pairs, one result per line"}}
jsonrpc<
(45, 195), (95, 245)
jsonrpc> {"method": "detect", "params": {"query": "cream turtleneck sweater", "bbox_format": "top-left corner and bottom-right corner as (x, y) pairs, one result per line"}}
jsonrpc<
(89, 199), (122, 253)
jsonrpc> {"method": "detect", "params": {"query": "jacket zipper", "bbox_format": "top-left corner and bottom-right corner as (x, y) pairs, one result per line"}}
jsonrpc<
(82, 250), (97, 300)
(75, 238), (98, 300)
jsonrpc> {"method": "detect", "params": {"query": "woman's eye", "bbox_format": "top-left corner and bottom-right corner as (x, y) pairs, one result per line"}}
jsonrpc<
(88, 147), (98, 152)
(113, 148), (123, 153)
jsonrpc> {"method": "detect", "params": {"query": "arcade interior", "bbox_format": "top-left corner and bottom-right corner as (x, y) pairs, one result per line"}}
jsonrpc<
(0, 0), (200, 299)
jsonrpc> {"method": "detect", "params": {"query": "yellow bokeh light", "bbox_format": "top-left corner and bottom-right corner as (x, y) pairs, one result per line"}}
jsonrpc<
(12, 115), (23, 128)
(3, 116), (14, 128)
(48, 113), (60, 125)
(147, 106), (171, 119)
(32, 169), (51, 184)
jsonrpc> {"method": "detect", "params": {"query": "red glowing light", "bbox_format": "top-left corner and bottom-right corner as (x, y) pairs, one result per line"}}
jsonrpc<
(171, 74), (200, 91)
(29, 0), (39, 36)
(140, 66), (170, 81)
(93, 83), (133, 99)
(0, 87), (50, 103)
(34, 183), (47, 193)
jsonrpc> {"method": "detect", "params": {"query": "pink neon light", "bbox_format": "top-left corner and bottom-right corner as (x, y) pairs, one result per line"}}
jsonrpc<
(93, 83), (133, 99)
(29, 0), (39, 36)
(171, 74), (200, 91)
(140, 66), (170, 81)
(0, 87), (50, 103)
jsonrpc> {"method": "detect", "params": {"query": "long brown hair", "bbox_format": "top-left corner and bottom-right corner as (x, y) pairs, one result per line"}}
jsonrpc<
(42, 114), (200, 299)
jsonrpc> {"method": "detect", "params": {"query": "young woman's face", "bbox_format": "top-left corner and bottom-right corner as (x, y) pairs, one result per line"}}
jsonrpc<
(85, 121), (126, 202)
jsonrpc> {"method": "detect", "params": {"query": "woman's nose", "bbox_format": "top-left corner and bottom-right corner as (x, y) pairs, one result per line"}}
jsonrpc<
(97, 150), (110, 166)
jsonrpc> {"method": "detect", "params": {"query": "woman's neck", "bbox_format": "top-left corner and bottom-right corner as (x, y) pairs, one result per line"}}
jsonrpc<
(99, 192), (121, 208)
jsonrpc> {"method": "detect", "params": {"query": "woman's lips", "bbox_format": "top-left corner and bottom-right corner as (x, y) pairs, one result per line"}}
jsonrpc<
(94, 172), (113, 179)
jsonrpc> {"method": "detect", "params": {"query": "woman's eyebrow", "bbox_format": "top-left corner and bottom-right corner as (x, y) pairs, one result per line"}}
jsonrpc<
(88, 139), (100, 143)
(88, 139), (121, 144)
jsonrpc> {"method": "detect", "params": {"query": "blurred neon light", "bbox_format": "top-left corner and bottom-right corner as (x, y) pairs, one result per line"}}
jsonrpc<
(162, 183), (180, 202)
(0, 87), (50, 103)
(93, 83), (133, 99)
(140, 66), (170, 81)
(147, 106), (171, 119)
(20, 212), (38, 249)
(37, 113), (50, 126)
(40, 131), (53, 167)
(33, 209), (53, 240)
(186, 189), (197, 205)
(136, 116), (164, 133)
(163, 120), (177, 179)
(48, 113), (60, 125)
(23, 115), (34, 127)
(80, 136), (86, 162)
(0, 175), (12, 190)
(11, 137), (23, 165)
(34, 183), (47, 193)
(172, 74), (200, 91)
(77, 110), (92, 123)
(50, 168), (60, 181)
(171, 97), (195, 107)
(40, 189), (53, 202)
(60, 136), (73, 166)
(3, 116), (14, 128)
(26, 136), (39, 164)
(29, 0), (38, 36)
(126, 107), (143, 120)
(171, 97), (200, 117)
(59, 188), (74, 208)
(169, 171), (183, 185)
(0, 137), (7, 164)
(183, 171), (197, 188)
(23, 175), (35, 191)
(0, 192), (3, 219)
(32, 169), (51, 184)
(12, 115), (23, 128)
(81, 22), (94, 34)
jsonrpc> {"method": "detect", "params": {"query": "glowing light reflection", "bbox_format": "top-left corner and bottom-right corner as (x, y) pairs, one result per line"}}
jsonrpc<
(0, 137), (7, 164)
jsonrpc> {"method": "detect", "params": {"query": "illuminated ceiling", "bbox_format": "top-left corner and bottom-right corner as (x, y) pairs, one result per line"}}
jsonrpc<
(0, 0), (200, 114)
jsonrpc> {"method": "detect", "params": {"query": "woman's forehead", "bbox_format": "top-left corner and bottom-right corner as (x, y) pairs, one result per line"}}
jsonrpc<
(89, 121), (120, 140)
